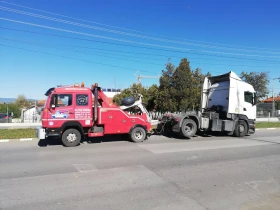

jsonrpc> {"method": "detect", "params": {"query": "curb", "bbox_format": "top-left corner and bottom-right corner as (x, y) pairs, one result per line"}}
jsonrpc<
(0, 138), (37, 143)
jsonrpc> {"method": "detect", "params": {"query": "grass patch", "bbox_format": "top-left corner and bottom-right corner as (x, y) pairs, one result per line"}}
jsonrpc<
(255, 122), (280, 128)
(0, 129), (36, 139)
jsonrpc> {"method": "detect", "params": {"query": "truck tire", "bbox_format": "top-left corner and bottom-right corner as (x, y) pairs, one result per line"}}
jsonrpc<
(130, 127), (146, 143)
(180, 119), (197, 138)
(62, 128), (81, 147)
(233, 120), (248, 137)
(121, 96), (135, 106)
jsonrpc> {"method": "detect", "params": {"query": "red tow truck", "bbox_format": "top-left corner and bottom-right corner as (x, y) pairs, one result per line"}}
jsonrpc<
(37, 83), (157, 147)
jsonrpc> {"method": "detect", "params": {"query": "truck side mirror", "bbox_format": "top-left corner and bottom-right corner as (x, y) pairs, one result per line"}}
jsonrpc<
(253, 94), (257, 105)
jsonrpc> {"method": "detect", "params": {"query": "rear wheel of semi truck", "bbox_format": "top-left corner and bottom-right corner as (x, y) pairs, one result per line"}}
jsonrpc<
(234, 120), (248, 137)
(62, 128), (81, 147)
(130, 127), (146, 143)
(180, 119), (197, 138)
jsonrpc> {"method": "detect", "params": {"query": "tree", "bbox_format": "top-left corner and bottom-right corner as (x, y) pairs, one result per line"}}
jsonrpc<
(15, 94), (30, 109)
(172, 58), (193, 112)
(112, 83), (159, 112)
(113, 83), (146, 104)
(146, 84), (159, 111)
(157, 62), (177, 112)
(188, 68), (211, 111)
(240, 71), (269, 102)
(113, 58), (211, 114)
(156, 59), (211, 113)
(0, 103), (21, 118)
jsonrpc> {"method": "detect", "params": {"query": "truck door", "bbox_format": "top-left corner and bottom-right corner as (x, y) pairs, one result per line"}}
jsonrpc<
(243, 91), (256, 120)
(47, 94), (75, 127)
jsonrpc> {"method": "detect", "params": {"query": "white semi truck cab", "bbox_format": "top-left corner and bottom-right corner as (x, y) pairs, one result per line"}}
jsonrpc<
(160, 71), (257, 138)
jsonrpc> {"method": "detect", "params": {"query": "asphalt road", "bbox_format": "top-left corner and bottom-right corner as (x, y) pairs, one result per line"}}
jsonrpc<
(0, 129), (280, 210)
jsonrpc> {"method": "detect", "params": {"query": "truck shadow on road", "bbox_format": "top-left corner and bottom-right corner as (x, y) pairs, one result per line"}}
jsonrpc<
(82, 134), (128, 144)
(38, 134), (129, 147)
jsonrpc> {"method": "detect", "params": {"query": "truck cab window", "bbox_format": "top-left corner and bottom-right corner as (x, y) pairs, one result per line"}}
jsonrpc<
(244, 91), (253, 104)
(51, 94), (72, 107)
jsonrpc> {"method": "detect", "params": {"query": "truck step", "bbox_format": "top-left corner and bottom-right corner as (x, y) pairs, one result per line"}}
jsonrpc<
(88, 132), (104, 137)
(92, 126), (104, 133)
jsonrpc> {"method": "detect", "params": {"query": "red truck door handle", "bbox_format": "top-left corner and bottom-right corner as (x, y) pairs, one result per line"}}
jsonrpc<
(69, 112), (74, 114)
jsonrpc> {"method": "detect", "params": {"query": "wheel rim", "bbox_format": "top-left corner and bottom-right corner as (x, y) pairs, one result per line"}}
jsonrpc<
(66, 133), (77, 143)
(134, 130), (143, 140)
(239, 124), (245, 133)
(184, 123), (193, 134)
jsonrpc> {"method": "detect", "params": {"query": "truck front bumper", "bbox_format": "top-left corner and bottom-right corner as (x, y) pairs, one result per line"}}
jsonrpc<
(172, 123), (180, 133)
(248, 120), (256, 134)
(37, 127), (46, 139)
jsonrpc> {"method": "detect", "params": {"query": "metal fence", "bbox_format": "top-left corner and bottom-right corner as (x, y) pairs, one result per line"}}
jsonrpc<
(17, 104), (280, 123)
(148, 111), (197, 120)
(256, 103), (280, 121)
(257, 103), (280, 117)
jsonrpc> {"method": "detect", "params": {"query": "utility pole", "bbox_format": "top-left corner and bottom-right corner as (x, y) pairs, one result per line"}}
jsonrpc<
(4, 102), (9, 123)
(272, 77), (280, 117)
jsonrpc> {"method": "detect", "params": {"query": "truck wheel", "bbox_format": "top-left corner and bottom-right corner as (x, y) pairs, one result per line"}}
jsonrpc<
(62, 128), (81, 147)
(130, 127), (146, 143)
(234, 120), (248, 137)
(181, 119), (197, 138)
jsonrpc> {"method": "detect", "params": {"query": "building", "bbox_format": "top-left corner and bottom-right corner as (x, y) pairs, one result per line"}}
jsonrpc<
(263, 96), (280, 103)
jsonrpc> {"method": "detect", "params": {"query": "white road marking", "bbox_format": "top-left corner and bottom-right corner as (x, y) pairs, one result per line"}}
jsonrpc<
(0, 139), (9, 143)
(19, 138), (33, 141)
(267, 128), (276, 130)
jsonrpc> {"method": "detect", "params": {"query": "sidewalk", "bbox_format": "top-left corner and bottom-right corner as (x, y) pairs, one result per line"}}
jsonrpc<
(256, 117), (280, 122)
(0, 138), (37, 143)
(0, 123), (41, 129)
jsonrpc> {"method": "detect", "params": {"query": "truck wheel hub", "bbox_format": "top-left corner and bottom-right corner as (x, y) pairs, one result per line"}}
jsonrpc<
(239, 125), (245, 133)
(184, 124), (193, 133)
(67, 133), (77, 142)
(134, 131), (143, 139)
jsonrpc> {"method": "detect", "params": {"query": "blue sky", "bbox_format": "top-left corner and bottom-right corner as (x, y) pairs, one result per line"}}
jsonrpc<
(1, 0), (280, 100)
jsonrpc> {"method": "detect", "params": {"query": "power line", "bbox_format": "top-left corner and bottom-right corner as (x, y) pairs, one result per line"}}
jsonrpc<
(0, 43), (161, 74)
(0, 43), (227, 75)
(1, 5), (280, 55)
(1, 0), (279, 52)
(0, 37), (173, 62)
(1, 39), (279, 68)
(0, 37), (167, 66)
(1, 26), (279, 65)
(2, 36), (280, 66)
(1, 17), (280, 59)
(0, 43), (224, 78)
(0, 1), (156, 36)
